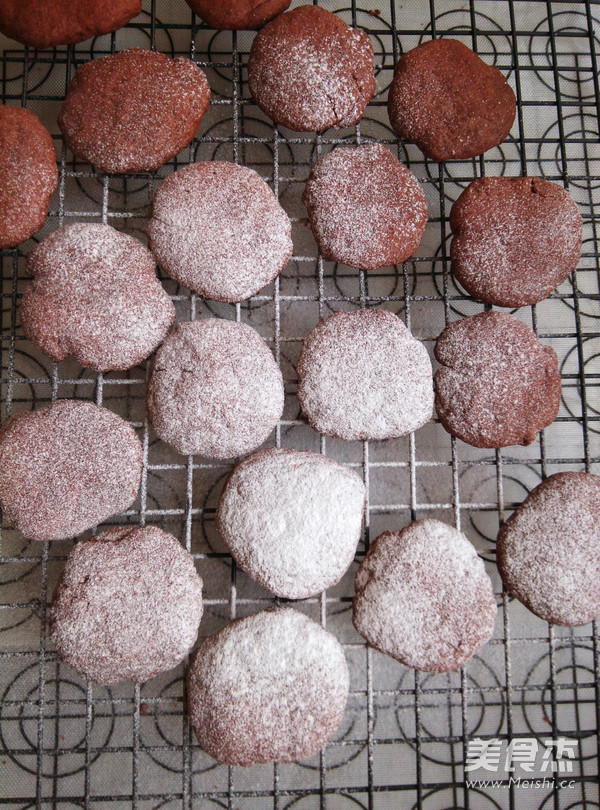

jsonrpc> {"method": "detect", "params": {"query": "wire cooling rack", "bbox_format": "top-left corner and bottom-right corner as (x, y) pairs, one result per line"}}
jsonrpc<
(1, 1), (600, 808)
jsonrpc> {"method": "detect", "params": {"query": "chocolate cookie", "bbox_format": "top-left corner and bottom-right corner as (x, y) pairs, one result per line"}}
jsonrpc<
(49, 526), (203, 685)
(388, 38), (516, 161)
(187, 607), (349, 765)
(185, 0), (291, 29)
(147, 162), (292, 302)
(353, 520), (497, 672)
(58, 48), (210, 174)
(0, 400), (143, 542)
(450, 176), (583, 307)
(0, 105), (57, 248)
(302, 144), (428, 270)
(147, 319), (284, 458)
(216, 448), (366, 599)
(0, 0), (141, 50)
(297, 308), (433, 441)
(496, 472), (600, 626)
(21, 223), (175, 372)
(248, 5), (375, 132)
(434, 312), (561, 448)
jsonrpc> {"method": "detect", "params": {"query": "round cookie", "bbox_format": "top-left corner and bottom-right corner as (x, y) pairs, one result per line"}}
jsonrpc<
(147, 162), (292, 303)
(388, 38), (516, 162)
(217, 448), (366, 599)
(187, 607), (349, 765)
(297, 308), (433, 441)
(353, 519), (497, 672)
(450, 176), (583, 308)
(248, 5), (375, 132)
(434, 311), (561, 448)
(0, 105), (57, 249)
(496, 472), (600, 626)
(0, 400), (143, 542)
(185, 0), (291, 29)
(302, 144), (428, 270)
(147, 319), (284, 458)
(21, 223), (175, 372)
(58, 48), (210, 174)
(0, 0), (141, 50)
(49, 525), (203, 685)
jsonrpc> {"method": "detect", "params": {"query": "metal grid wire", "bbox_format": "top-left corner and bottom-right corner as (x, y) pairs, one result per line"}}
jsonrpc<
(1, 0), (600, 807)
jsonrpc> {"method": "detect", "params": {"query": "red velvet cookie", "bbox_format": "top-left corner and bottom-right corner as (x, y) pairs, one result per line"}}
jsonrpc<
(388, 38), (516, 161)
(434, 311), (561, 448)
(21, 223), (175, 372)
(248, 5), (375, 132)
(302, 144), (428, 270)
(58, 48), (210, 174)
(187, 608), (349, 765)
(0, 400), (143, 541)
(0, 105), (57, 249)
(450, 176), (583, 307)
(185, 0), (291, 29)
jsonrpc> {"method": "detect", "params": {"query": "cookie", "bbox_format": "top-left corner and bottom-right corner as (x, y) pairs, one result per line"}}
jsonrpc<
(58, 48), (210, 174)
(0, 105), (58, 249)
(353, 519), (497, 672)
(0, 400), (143, 542)
(297, 308), (433, 441)
(147, 319), (284, 458)
(185, 0), (291, 29)
(147, 162), (292, 303)
(187, 607), (349, 765)
(450, 176), (583, 307)
(434, 311), (561, 448)
(388, 38), (516, 162)
(248, 5), (375, 132)
(496, 472), (600, 626)
(302, 144), (428, 270)
(21, 223), (175, 372)
(216, 448), (366, 599)
(0, 0), (141, 50)
(49, 525), (203, 685)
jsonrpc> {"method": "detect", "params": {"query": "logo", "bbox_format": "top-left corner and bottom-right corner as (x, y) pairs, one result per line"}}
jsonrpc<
(464, 737), (578, 789)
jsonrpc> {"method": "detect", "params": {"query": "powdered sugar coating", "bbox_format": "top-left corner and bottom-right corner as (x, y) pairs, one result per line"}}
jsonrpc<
(353, 519), (497, 673)
(0, 400), (143, 542)
(248, 5), (375, 132)
(434, 311), (561, 448)
(451, 176), (583, 308)
(21, 223), (175, 372)
(297, 308), (433, 441)
(217, 448), (366, 599)
(147, 319), (284, 458)
(58, 48), (210, 174)
(147, 162), (292, 303)
(185, 0), (291, 29)
(496, 472), (600, 626)
(187, 607), (349, 765)
(302, 144), (427, 270)
(0, 105), (58, 249)
(49, 525), (204, 685)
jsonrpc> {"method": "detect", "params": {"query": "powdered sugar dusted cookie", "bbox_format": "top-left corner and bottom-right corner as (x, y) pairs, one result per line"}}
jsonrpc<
(49, 525), (203, 684)
(147, 162), (292, 302)
(58, 48), (210, 174)
(187, 607), (349, 765)
(434, 311), (561, 448)
(185, 0), (291, 29)
(302, 144), (427, 270)
(450, 176), (582, 307)
(353, 519), (497, 672)
(297, 308), (433, 441)
(0, 400), (143, 541)
(248, 5), (375, 132)
(217, 448), (365, 599)
(147, 319), (284, 458)
(496, 472), (600, 626)
(21, 223), (175, 372)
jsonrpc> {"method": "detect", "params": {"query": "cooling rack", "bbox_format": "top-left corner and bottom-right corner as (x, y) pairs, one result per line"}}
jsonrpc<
(1, 1), (599, 808)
